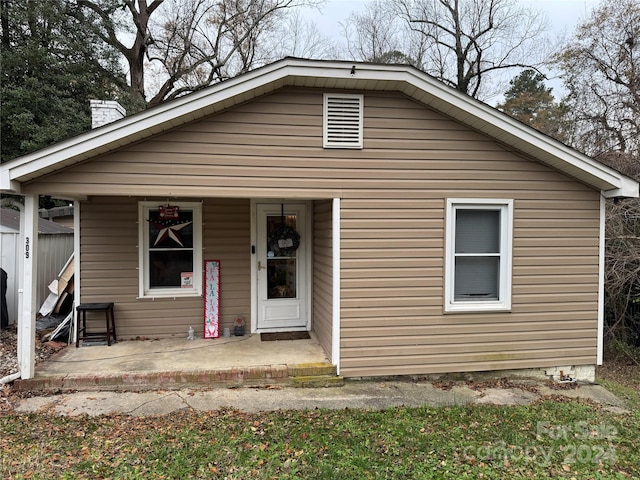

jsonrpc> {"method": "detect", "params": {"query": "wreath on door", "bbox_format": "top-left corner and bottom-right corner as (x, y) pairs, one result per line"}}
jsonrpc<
(267, 204), (301, 256)
(268, 225), (300, 256)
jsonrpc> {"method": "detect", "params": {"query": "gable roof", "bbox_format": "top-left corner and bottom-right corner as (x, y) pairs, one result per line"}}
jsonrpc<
(1, 57), (637, 198)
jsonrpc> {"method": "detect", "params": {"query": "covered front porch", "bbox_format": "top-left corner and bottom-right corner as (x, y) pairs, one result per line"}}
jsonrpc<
(12, 195), (341, 381)
(14, 333), (341, 391)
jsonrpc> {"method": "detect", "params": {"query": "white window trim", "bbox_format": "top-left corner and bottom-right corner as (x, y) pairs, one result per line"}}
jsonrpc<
(445, 198), (513, 313)
(138, 201), (203, 298)
(323, 93), (364, 149)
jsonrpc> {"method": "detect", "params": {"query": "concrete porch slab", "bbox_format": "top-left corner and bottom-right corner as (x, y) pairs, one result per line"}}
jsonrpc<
(15, 334), (339, 391)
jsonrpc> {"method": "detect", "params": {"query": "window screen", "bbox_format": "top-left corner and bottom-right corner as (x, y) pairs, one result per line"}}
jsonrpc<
(454, 209), (501, 301)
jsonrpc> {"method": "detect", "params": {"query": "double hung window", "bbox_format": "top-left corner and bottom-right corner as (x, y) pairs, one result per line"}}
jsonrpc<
(138, 202), (202, 298)
(445, 199), (513, 312)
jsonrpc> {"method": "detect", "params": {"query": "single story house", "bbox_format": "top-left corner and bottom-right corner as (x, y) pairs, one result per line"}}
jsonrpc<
(1, 58), (637, 381)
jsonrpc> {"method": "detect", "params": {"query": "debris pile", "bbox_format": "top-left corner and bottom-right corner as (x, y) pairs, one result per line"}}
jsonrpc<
(0, 326), (63, 379)
(1, 254), (74, 382)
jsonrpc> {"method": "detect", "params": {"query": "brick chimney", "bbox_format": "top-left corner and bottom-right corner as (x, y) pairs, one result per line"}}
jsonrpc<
(90, 100), (126, 129)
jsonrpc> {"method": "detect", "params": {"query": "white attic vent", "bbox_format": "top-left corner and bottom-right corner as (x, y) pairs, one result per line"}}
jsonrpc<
(323, 94), (363, 149)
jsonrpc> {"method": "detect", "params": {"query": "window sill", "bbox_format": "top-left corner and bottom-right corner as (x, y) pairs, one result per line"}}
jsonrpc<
(139, 289), (202, 300)
(445, 302), (511, 313)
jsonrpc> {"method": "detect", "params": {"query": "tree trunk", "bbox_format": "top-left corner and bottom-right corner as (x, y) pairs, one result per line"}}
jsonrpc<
(125, 0), (159, 106)
(1, 0), (10, 47)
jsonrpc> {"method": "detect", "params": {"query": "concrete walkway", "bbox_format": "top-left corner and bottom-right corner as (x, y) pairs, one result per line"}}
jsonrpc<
(6, 335), (630, 417)
(10, 379), (628, 417)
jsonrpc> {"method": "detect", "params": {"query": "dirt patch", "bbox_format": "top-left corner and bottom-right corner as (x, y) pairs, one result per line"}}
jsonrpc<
(0, 325), (65, 379)
(597, 357), (640, 391)
(433, 377), (540, 394)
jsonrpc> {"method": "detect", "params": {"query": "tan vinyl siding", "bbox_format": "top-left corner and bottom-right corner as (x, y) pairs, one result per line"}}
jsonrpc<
(79, 197), (250, 338)
(312, 199), (333, 360)
(203, 198), (251, 334)
(28, 88), (601, 376)
(24, 90), (583, 199)
(339, 193), (599, 377)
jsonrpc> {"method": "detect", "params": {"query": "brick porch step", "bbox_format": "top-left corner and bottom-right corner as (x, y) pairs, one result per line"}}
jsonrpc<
(288, 362), (344, 388)
(13, 361), (343, 392)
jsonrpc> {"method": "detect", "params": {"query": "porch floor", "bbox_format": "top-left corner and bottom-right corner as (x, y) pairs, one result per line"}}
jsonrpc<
(17, 334), (338, 391)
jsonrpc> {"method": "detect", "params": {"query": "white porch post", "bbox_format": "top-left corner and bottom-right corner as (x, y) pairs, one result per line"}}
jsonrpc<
(72, 200), (81, 344)
(332, 198), (341, 374)
(597, 194), (606, 365)
(19, 194), (38, 379)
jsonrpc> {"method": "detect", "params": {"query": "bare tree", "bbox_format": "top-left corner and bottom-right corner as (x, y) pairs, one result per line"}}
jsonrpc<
(341, 0), (424, 65)
(343, 0), (400, 63)
(553, 0), (640, 158)
(265, 8), (338, 61)
(392, 0), (549, 99)
(605, 191), (640, 346)
(550, 1), (640, 351)
(71, 0), (321, 108)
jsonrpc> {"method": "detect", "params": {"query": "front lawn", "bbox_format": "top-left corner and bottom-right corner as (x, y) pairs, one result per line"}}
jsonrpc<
(3, 346), (640, 480)
(2, 383), (638, 479)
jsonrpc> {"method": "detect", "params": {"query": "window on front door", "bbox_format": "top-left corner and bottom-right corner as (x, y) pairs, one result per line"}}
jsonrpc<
(266, 213), (299, 299)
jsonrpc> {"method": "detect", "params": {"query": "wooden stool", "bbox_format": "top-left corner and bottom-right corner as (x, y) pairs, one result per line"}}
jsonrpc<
(76, 302), (116, 347)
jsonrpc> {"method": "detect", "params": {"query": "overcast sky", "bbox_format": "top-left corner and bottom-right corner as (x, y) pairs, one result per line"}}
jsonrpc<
(305, 0), (601, 37)
(301, 0), (603, 101)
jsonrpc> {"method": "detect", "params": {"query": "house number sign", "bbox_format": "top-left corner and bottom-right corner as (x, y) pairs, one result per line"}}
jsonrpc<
(25, 237), (30, 258)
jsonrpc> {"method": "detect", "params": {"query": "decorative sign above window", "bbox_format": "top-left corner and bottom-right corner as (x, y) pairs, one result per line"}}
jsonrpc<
(158, 204), (180, 220)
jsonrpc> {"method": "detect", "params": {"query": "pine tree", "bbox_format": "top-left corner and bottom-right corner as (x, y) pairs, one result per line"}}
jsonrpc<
(498, 69), (568, 141)
(0, 0), (131, 162)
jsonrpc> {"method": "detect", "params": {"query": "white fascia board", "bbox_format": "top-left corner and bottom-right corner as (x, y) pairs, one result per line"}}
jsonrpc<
(0, 167), (20, 192)
(601, 175), (640, 198)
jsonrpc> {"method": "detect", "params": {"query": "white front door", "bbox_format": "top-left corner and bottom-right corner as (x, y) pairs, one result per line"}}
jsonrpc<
(256, 203), (309, 331)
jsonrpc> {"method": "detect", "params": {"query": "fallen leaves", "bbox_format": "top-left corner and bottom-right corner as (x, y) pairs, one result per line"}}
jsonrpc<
(0, 399), (638, 478)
